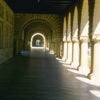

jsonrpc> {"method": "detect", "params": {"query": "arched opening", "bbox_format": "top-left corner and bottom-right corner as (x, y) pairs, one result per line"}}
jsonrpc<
(32, 35), (43, 47)
(30, 33), (46, 49)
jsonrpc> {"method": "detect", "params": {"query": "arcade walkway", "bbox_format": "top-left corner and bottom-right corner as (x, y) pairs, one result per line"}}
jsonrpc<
(0, 48), (100, 100)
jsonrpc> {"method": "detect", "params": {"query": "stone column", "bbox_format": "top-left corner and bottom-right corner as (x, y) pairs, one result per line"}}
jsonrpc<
(90, 38), (100, 83)
(49, 42), (55, 54)
(63, 42), (68, 61)
(88, 0), (100, 83)
(71, 5), (79, 68)
(59, 42), (63, 58)
(79, 39), (90, 75)
(77, 0), (90, 75)
(57, 41), (61, 57)
(54, 40), (61, 57)
(71, 40), (79, 69)
(66, 41), (72, 64)
(62, 15), (67, 60)
(66, 11), (72, 64)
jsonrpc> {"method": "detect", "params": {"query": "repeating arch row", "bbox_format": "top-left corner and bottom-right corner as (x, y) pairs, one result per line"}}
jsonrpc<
(62, 0), (100, 83)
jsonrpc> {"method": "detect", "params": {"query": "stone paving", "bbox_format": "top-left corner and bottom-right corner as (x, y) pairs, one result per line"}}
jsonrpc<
(0, 48), (100, 100)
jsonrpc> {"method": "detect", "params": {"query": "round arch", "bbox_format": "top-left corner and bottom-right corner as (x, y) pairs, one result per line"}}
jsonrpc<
(30, 33), (46, 49)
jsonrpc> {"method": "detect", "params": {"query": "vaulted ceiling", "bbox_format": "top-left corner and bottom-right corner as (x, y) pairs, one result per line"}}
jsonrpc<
(5, 0), (74, 14)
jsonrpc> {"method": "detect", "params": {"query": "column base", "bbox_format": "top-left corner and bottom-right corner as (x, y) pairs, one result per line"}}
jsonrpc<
(71, 62), (79, 69)
(62, 57), (67, 61)
(79, 65), (90, 76)
(49, 50), (55, 54)
(88, 73), (100, 84)
(66, 59), (72, 65)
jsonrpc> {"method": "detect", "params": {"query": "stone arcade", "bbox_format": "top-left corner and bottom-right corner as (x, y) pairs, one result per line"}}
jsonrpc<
(0, 0), (100, 86)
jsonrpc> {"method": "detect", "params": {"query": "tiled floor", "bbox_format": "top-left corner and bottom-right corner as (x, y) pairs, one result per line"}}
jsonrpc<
(0, 48), (100, 100)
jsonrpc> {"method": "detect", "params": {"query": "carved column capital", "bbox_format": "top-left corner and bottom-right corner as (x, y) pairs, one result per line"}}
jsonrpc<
(92, 34), (100, 43)
(80, 36), (89, 42)
(72, 37), (79, 43)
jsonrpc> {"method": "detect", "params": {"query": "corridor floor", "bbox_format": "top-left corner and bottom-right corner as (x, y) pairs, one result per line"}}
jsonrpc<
(0, 48), (100, 100)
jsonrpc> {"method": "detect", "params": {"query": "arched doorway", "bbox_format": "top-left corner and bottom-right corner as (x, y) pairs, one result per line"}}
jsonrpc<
(30, 33), (46, 49)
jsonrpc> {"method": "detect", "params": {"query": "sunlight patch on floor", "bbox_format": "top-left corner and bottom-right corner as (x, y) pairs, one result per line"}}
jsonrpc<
(56, 58), (100, 87)
(56, 58), (62, 61)
(67, 69), (81, 74)
(49, 50), (55, 54)
(56, 58), (67, 64)
(76, 77), (100, 86)
(90, 90), (100, 98)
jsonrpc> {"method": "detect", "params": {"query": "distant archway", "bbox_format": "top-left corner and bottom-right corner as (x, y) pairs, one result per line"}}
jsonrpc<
(30, 33), (46, 49)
